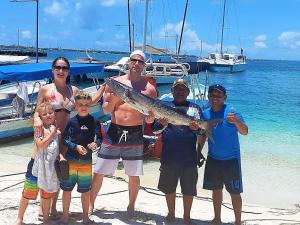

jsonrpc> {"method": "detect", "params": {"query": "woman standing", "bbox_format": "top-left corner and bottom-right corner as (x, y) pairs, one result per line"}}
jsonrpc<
(34, 56), (105, 219)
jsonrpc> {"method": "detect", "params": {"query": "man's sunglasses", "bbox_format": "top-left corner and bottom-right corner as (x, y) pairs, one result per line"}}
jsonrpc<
(53, 65), (70, 71)
(130, 58), (145, 65)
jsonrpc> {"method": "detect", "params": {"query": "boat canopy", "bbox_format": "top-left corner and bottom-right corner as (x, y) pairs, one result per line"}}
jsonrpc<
(0, 62), (104, 81)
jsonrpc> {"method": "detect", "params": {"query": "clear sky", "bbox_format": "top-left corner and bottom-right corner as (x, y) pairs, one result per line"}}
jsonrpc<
(0, 0), (300, 60)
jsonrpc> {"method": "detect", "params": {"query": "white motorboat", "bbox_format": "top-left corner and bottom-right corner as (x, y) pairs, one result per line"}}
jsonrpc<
(104, 57), (130, 77)
(0, 55), (30, 65)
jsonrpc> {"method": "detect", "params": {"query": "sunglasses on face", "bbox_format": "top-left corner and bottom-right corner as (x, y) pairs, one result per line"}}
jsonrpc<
(130, 58), (145, 65)
(53, 65), (70, 71)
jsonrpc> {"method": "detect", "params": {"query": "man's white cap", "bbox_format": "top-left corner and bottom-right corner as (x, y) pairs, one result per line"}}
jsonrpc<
(130, 50), (146, 61)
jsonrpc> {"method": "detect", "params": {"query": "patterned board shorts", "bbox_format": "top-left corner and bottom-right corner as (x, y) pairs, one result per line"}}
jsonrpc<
(60, 159), (92, 193)
(23, 159), (52, 199)
(95, 123), (144, 176)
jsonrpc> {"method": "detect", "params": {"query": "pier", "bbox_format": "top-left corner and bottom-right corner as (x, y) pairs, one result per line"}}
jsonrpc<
(0, 49), (47, 57)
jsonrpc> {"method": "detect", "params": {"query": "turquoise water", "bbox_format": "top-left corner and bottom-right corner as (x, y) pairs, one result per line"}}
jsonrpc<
(158, 59), (300, 209)
(1, 51), (300, 209)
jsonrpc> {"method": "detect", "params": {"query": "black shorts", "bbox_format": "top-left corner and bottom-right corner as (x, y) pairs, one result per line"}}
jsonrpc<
(158, 164), (198, 196)
(203, 156), (243, 193)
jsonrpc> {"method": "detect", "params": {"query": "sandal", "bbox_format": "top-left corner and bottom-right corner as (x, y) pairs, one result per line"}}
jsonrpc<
(55, 159), (69, 181)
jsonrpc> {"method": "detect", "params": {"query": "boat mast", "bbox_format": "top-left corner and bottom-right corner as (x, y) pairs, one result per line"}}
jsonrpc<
(220, 0), (226, 55)
(127, 0), (132, 51)
(142, 0), (149, 52)
(177, 0), (189, 55)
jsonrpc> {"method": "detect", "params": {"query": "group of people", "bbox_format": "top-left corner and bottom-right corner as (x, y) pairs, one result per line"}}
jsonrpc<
(14, 50), (248, 225)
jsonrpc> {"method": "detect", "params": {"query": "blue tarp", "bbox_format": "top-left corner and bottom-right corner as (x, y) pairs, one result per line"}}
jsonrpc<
(0, 62), (104, 81)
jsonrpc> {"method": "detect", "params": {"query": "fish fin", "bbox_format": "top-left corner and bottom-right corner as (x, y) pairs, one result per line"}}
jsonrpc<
(204, 118), (223, 144)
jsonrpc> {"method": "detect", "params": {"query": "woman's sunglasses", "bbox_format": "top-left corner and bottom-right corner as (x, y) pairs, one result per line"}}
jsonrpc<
(53, 65), (70, 71)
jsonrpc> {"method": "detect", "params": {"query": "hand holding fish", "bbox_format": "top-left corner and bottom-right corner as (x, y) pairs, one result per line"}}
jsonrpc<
(189, 121), (200, 131)
(145, 111), (155, 124)
(159, 117), (169, 127)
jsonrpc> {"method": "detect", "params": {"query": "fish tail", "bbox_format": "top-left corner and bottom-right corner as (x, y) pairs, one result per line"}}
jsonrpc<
(204, 118), (223, 144)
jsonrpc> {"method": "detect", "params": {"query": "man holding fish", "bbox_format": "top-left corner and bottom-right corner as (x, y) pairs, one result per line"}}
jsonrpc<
(89, 50), (157, 218)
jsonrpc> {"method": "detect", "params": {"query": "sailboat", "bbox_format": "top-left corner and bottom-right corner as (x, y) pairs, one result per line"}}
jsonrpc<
(140, 0), (192, 84)
(198, 0), (246, 73)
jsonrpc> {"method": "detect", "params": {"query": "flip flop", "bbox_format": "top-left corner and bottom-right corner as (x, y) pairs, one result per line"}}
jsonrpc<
(55, 159), (69, 181)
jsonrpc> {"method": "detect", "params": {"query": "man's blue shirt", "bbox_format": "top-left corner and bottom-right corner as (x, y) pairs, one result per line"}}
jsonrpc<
(202, 104), (245, 160)
(153, 101), (202, 167)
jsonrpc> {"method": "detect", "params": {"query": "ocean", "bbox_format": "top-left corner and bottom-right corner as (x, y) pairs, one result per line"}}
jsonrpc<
(1, 50), (299, 209)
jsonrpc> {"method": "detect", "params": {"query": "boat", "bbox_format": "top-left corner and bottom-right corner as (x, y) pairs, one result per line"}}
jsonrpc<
(0, 62), (104, 143)
(197, 0), (246, 73)
(198, 52), (246, 73)
(144, 61), (190, 84)
(0, 55), (30, 65)
(104, 57), (129, 77)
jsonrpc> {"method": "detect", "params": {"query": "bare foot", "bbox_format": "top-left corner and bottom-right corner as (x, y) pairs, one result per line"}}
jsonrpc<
(127, 206), (135, 219)
(165, 213), (175, 223)
(42, 218), (50, 224)
(83, 218), (96, 225)
(13, 218), (22, 225)
(59, 216), (69, 225)
(184, 216), (191, 224)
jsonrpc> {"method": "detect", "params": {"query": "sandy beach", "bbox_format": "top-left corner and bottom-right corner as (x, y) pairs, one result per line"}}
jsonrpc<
(0, 154), (299, 225)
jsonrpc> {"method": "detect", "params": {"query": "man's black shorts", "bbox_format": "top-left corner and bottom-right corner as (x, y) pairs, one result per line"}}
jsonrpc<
(158, 164), (198, 196)
(203, 156), (243, 193)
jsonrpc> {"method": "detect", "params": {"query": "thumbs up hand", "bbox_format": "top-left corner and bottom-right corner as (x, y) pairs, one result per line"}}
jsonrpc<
(227, 107), (237, 124)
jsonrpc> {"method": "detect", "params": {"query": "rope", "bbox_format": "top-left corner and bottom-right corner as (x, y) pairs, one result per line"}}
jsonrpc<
(0, 181), (24, 192)
(0, 171), (262, 215)
(0, 172), (25, 178)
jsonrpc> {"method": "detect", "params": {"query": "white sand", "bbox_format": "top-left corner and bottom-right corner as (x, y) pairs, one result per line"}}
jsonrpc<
(0, 159), (300, 225)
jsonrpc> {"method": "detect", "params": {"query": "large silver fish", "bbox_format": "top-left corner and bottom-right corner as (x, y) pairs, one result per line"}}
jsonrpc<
(104, 78), (220, 141)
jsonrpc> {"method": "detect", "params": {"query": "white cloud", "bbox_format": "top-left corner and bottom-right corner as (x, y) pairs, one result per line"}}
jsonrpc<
(255, 35), (267, 42)
(45, 1), (62, 16)
(278, 31), (300, 49)
(254, 41), (267, 48)
(158, 21), (221, 53)
(75, 2), (82, 11)
(100, 0), (126, 7)
(21, 30), (32, 39)
(254, 35), (267, 48)
(44, 1), (69, 20)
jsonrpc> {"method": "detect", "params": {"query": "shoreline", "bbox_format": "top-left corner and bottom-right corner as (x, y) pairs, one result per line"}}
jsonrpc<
(0, 170), (300, 225)
(0, 147), (299, 210)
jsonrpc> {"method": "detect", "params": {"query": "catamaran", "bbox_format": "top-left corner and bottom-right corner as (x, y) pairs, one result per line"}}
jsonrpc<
(197, 0), (246, 73)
